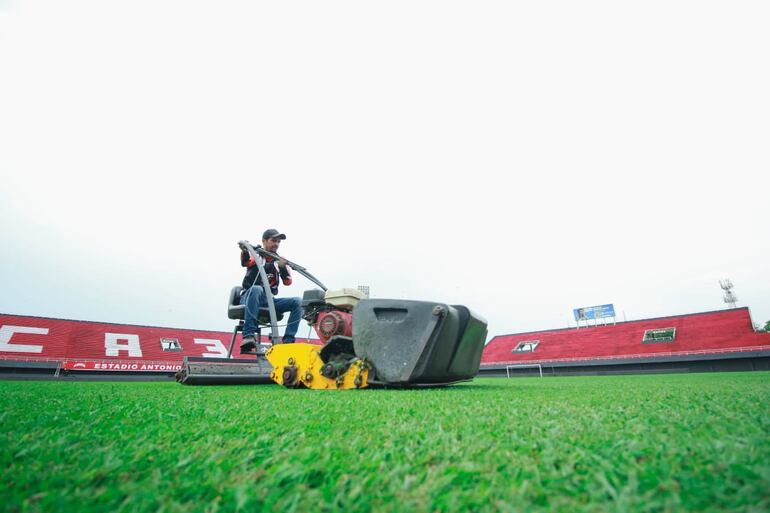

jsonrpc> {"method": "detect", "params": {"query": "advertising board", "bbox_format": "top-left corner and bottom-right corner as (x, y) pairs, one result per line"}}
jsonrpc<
(573, 304), (615, 322)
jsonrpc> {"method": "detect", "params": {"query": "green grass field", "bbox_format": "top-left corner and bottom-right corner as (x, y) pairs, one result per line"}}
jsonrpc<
(2, 373), (769, 512)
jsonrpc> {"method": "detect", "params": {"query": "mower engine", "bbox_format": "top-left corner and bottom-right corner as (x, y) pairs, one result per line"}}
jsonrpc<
(301, 288), (363, 344)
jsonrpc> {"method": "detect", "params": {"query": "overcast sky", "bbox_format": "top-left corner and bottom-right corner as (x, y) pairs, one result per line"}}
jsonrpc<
(1, 0), (768, 340)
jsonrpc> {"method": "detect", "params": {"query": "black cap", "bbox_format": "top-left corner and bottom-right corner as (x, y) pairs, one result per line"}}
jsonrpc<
(262, 228), (286, 240)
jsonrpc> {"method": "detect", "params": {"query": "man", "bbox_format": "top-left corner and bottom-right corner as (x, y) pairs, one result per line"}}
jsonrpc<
(239, 228), (303, 353)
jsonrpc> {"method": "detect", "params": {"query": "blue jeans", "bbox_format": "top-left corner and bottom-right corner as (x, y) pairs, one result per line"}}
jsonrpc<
(240, 286), (303, 342)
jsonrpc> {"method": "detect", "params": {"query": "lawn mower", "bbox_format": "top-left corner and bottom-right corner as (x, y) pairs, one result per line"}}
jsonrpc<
(176, 241), (488, 388)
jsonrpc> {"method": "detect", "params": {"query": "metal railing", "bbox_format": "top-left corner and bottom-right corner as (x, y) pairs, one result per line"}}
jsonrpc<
(483, 344), (770, 367)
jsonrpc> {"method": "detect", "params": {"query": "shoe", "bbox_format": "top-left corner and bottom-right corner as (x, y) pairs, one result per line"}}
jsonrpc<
(240, 336), (256, 353)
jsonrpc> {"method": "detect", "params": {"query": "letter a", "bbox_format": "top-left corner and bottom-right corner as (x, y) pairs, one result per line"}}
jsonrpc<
(104, 333), (143, 357)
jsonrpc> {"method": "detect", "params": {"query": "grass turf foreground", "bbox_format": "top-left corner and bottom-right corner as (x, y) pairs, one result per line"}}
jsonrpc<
(1, 373), (769, 513)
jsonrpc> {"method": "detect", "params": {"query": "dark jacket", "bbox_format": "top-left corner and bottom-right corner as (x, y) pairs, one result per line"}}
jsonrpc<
(240, 248), (292, 295)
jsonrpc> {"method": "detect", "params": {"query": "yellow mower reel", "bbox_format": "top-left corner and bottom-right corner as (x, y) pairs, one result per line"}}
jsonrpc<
(265, 343), (369, 390)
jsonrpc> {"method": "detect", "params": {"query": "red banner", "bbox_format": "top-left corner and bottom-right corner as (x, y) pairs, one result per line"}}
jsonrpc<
(62, 361), (182, 372)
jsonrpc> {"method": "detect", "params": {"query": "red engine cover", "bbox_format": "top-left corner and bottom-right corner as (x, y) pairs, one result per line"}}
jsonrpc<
(315, 310), (353, 344)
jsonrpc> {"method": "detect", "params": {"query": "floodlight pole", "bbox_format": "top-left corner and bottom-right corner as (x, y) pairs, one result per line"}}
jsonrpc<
(719, 279), (738, 309)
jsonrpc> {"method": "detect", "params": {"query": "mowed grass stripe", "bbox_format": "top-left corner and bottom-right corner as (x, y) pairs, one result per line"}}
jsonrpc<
(1, 373), (769, 512)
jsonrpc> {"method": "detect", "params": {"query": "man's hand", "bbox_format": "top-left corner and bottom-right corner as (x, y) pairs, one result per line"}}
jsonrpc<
(237, 240), (250, 251)
(277, 258), (288, 269)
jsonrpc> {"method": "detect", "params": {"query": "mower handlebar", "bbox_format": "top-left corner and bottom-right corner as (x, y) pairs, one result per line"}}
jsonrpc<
(238, 240), (328, 292)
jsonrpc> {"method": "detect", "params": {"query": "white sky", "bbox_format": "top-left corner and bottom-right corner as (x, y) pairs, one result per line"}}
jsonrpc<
(1, 0), (768, 340)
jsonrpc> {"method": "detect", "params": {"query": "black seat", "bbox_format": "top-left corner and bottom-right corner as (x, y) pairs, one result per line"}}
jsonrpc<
(227, 286), (246, 319)
(226, 286), (284, 358)
(228, 286), (284, 323)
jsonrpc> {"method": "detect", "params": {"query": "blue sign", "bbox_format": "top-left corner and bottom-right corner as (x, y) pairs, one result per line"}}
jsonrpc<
(573, 304), (615, 322)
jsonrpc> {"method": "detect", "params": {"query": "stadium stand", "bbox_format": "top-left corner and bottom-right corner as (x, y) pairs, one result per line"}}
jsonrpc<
(4, 308), (769, 379)
(0, 313), (318, 379)
(481, 307), (770, 376)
